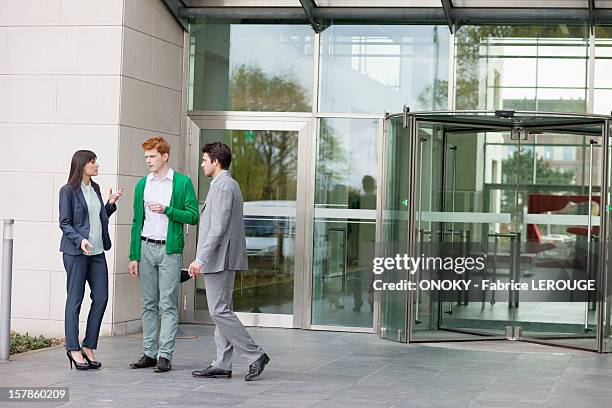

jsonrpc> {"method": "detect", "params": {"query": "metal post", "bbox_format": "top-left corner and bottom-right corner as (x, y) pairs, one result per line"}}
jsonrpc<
(585, 139), (595, 331)
(415, 137), (428, 324)
(448, 145), (457, 314)
(1, 219), (15, 362)
(597, 121), (610, 353)
(405, 115), (419, 343)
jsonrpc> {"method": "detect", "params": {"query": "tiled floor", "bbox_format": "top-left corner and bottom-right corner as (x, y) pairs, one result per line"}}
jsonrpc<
(1, 324), (612, 407)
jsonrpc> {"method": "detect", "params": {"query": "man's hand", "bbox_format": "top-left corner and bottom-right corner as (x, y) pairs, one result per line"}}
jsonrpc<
(147, 202), (166, 214)
(81, 239), (93, 256)
(188, 261), (203, 277)
(128, 260), (139, 278)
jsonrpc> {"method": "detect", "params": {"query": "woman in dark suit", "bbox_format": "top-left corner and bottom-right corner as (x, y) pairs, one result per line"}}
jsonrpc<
(59, 150), (123, 370)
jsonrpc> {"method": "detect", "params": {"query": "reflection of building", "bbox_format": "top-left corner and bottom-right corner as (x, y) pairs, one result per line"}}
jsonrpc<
(3, 2), (612, 346)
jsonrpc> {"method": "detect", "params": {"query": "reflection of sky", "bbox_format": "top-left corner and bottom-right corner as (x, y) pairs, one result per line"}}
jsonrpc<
(478, 38), (590, 110)
(319, 25), (449, 113)
(322, 118), (379, 190)
(229, 25), (313, 97)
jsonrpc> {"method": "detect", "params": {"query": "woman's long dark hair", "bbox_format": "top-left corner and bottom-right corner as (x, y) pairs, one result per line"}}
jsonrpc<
(67, 150), (100, 193)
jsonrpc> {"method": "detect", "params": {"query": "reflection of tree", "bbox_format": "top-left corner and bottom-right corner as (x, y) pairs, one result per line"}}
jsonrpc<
(455, 25), (588, 110)
(417, 80), (448, 110)
(226, 64), (348, 205)
(500, 148), (575, 213)
(230, 64), (311, 112)
(315, 121), (348, 205)
(229, 64), (312, 201)
(231, 129), (299, 201)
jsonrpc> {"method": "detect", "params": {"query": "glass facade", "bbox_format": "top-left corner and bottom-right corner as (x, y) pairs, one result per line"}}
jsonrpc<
(380, 115), (410, 342)
(319, 25), (449, 112)
(311, 118), (379, 328)
(189, 22), (314, 111)
(381, 113), (611, 350)
(455, 25), (589, 112)
(188, 21), (612, 337)
(595, 26), (612, 115)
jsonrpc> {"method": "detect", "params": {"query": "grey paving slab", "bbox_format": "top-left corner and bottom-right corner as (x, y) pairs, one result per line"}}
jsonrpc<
(1, 327), (612, 407)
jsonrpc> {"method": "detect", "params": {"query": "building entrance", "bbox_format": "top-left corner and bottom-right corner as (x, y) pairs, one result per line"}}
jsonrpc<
(181, 114), (310, 329)
(380, 110), (612, 352)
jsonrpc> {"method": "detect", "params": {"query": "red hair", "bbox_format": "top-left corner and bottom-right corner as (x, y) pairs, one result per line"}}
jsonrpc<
(142, 136), (170, 156)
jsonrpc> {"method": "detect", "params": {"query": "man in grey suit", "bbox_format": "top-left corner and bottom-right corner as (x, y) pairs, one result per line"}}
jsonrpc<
(188, 142), (270, 381)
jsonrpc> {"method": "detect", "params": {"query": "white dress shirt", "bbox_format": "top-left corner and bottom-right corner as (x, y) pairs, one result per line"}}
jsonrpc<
(80, 181), (103, 255)
(141, 168), (174, 241)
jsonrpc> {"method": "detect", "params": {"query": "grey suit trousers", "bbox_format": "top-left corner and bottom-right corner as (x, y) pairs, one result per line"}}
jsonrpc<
(204, 270), (264, 370)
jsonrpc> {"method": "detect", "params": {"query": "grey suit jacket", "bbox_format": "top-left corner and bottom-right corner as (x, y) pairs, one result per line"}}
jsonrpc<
(196, 171), (248, 273)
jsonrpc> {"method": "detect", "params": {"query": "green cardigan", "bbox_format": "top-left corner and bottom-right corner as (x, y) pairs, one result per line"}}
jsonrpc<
(129, 171), (199, 261)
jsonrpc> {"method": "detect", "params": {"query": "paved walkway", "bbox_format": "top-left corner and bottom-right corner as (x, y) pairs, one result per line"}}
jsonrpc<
(2, 324), (612, 407)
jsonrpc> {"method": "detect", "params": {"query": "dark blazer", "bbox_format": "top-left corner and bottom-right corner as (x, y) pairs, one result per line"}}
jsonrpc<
(59, 183), (117, 256)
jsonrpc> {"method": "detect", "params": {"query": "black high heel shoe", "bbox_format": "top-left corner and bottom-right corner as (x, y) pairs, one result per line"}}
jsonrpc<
(67, 351), (89, 371)
(81, 349), (102, 369)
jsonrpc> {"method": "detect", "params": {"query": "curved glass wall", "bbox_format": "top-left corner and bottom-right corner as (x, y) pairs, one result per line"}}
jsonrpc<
(380, 111), (612, 352)
(380, 115), (411, 341)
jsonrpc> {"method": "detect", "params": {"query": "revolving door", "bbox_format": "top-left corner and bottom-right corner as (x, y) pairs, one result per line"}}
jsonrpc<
(380, 110), (612, 352)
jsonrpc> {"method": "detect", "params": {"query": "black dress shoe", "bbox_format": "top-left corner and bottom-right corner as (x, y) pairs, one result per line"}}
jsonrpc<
(81, 349), (102, 369)
(192, 365), (232, 378)
(154, 357), (172, 373)
(66, 351), (89, 371)
(130, 354), (157, 369)
(245, 353), (270, 381)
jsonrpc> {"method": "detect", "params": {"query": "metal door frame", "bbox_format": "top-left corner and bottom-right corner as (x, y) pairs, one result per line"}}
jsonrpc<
(183, 112), (312, 329)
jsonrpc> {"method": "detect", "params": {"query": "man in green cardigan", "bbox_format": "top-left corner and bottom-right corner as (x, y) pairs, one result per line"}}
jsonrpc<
(128, 136), (199, 373)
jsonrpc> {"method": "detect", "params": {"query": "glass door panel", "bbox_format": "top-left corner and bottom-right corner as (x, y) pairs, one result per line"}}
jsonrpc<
(604, 122), (612, 352)
(411, 124), (520, 341)
(380, 115), (411, 341)
(518, 131), (602, 350)
(311, 117), (380, 329)
(187, 118), (309, 328)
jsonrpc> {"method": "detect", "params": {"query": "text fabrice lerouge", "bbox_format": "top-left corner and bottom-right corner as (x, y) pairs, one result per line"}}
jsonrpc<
(371, 255), (595, 292)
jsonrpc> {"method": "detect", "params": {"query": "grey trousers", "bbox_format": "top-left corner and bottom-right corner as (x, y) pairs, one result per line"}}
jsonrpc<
(139, 242), (181, 361)
(204, 270), (264, 370)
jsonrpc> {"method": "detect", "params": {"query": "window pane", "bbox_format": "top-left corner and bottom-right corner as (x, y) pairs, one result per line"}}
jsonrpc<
(319, 25), (449, 113)
(534, 145), (581, 185)
(312, 118), (379, 328)
(490, 58), (537, 88)
(594, 89), (612, 115)
(497, 88), (537, 111)
(537, 59), (586, 88)
(314, 118), (379, 208)
(189, 22), (314, 112)
(455, 25), (589, 112)
(594, 59), (612, 88)
(595, 26), (612, 115)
